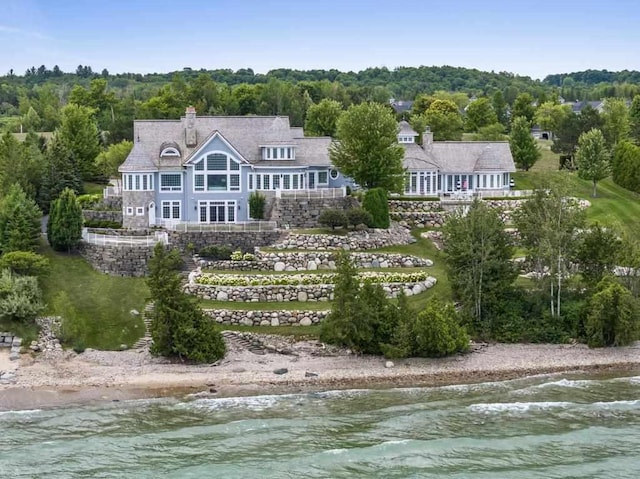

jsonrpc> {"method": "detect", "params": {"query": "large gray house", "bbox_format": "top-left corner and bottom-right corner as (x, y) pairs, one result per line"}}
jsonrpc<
(118, 110), (516, 228)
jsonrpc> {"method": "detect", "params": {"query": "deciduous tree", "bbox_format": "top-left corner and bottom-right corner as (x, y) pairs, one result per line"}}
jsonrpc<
(575, 128), (610, 197)
(509, 116), (541, 170)
(304, 99), (343, 137)
(465, 97), (497, 132)
(330, 102), (404, 192)
(58, 103), (101, 181)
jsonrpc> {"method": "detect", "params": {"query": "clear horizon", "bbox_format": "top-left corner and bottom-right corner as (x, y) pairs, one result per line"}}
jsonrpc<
(2, 0), (639, 80)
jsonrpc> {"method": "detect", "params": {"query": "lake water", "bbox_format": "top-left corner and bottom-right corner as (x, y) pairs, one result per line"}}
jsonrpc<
(1, 373), (639, 478)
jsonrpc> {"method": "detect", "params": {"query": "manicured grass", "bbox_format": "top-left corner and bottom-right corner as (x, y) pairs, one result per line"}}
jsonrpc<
(531, 139), (560, 172)
(40, 244), (148, 350)
(83, 182), (107, 195)
(199, 300), (331, 311)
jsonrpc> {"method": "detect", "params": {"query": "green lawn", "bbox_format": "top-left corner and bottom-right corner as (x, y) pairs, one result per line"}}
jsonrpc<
(40, 244), (148, 350)
(83, 182), (107, 195)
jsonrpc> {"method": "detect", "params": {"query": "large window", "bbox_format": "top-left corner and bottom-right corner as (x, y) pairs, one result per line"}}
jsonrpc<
(160, 173), (182, 192)
(404, 171), (437, 195)
(198, 200), (236, 223)
(123, 173), (154, 191)
(161, 200), (181, 220)
(248, 173), (306, 191)
(193, 153), (241, 192)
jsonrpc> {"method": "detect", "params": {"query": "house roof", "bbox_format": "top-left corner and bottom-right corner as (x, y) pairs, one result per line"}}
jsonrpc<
(402, 143), (439, 170)
(390, 100), (413, 113)
(120, 115), (331, 172)
(398, 121), (418, 137)
(430, 142), (516, 173)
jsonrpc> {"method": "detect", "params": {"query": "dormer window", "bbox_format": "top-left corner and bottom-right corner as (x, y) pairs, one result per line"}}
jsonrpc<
(261, 146), (295, 160)
(398, 136), (415, 144)
(160, 147), (181, 157)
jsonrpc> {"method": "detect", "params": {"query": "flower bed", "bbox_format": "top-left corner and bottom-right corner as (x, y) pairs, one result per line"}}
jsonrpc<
(195, 271), (431, 286)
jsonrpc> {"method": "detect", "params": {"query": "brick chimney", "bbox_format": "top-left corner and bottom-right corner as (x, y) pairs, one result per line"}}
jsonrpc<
(422, 126), (433, 147)
(185, 106), (197, 147)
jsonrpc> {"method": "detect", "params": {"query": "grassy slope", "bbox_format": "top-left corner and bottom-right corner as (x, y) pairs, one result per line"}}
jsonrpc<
(40, 244), (147, 349)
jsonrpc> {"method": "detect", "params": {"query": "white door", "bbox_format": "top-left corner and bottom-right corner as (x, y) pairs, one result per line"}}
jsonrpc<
(148, 202), (156, 226)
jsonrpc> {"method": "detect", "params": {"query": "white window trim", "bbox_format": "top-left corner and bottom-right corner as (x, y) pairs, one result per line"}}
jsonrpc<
(261, 145), (296, 160)
(125, 207), (134, 216)
(317, 170), (329, 185)
(329, 169), (340, 180)
(192, 151), (241, 193)
(198, 200), (237, 223)
(122, 173), (154, 191)
(161, 200), (181, 220)
(160, 173), (183, 192)
(160, 147), (180, 157)
(135, 207), (144, 216)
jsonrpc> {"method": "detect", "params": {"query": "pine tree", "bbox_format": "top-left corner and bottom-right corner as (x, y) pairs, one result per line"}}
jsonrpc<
(40, 134), (82, 211)
(47, 188), (83, 252)
(509, 116), (541, 170)
(0, 184), (42, 254)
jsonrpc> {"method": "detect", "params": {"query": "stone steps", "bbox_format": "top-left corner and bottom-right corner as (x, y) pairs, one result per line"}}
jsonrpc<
(221, 331), (267, 355)
(132, 302), (154, 350)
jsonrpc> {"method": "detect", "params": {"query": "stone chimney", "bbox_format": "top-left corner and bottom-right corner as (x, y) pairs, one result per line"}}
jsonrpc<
(185, 106), (197, 147)
(422, 126), (433, 147)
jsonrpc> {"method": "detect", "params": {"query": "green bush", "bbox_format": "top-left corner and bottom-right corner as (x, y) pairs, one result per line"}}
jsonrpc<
(0, 269), (44, 324)
(318, 208), (348, 230)
(230, 250), (243, 261)
(48, 188), (83, 252)
(77, 194), (102, 208)
(406, 299), (469, 357)
(242, 252), (257, 261)
(585, 278), (640, 347)
(346, 208), (373, 228)
(249, 191), (266, 220)
(83, 219), (122, 229)
(198, 245), (233, 260)
(362, 188), (390, 228)
(0, 251), (50, 277)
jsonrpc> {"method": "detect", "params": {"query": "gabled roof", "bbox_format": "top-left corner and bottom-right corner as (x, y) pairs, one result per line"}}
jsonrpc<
(390, 100), (413, 113)
(398, 121), (418, 137)
(119, 114), (331, 172)
(431, 142), (515, 173)
(402, 143), (439, 170)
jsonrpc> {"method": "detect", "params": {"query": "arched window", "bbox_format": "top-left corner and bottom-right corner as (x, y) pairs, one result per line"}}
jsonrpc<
(160, 147), (181, 157)
(193, 152), (241, 192)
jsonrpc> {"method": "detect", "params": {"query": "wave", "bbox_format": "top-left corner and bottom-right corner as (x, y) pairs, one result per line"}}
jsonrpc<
(592, 399), (640, 409)
(0, 408), (43, 418)
(469, 401), (573, 413)
(181, 393), (298, 412)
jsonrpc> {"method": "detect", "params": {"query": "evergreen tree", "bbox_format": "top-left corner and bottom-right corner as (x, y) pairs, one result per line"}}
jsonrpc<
(362, 188), (390, 229)
(509, 116), (541, 171)
(586, 278), (639, 347)
(629, 95), (640, 144)
(40, 134), (82, 211)
(0, 184), (42, 254)
(147, 244), (226, 363)
(47, 188), (83, 252)
(58, 103), (101, 181)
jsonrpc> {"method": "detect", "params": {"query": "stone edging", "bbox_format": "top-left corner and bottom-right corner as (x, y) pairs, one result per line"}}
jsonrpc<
(204, 309), (330, 327)
(185, 278), (436, 302)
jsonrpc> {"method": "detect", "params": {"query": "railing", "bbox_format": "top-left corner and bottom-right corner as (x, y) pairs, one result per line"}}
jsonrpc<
(82, 228), (167, 246)
(441, 189), (534, 201)
(158, 220), (278, 233)
(275, 187), (346, 199)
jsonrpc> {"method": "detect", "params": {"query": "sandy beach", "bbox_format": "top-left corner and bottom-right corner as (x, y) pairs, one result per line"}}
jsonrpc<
(1, 335), (639, 411)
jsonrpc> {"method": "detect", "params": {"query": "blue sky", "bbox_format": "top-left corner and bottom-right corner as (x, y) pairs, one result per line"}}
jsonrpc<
(1, 0), (639, 79)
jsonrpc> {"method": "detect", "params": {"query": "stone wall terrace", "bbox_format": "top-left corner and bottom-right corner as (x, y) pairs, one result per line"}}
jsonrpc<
(204, 309), (329, 327)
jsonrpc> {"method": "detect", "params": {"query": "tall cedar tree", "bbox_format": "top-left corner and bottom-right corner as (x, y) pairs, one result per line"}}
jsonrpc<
(575, 128), (610, 197)
(585, 278), (639, 347)
(629, 95), (640, 144)
(58, 103), (101, 181)
(509, 116), (541, 170)
(442, 200), (517, 337)
(330, 102), (405, 192)
(0, 184), (42, 254)
(362, 188), (390, 228)
(612, 140), (640, 193)
(40, 134), (83, 211)
(576, 223), (622, 288)
(47, 188), (83, 252)
(147, 244), (226, 363)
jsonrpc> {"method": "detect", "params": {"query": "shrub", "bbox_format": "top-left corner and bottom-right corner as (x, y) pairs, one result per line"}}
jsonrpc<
(0, 251), (50, 277)
(48, 188), (83, 252)
(362, 188), (390, 228)
(77, 194), (102, 208)
(249, 191), (266, 220)
(242, 252), (257, 261)
(0, 269), (44, 324)
(83, 219), (122, 229)
(346, 208), (373, 228)
(230, 250), (243, 261)
(585, 278), (640, 347)
(408, 299), (469, 357)
(318, 208), (348, 230)
(198, 245), (233, 260)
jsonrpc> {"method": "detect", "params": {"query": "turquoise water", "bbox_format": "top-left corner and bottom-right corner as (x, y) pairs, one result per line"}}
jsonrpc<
(1, 374), (639, 478)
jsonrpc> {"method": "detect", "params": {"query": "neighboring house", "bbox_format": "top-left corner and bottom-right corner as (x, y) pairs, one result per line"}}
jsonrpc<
(119, 107), (347, 228)
(389, 99), (414, 115)
(118, 110), (516, 229)
(531, 125), (553, 140)
(398, 121), (516, 196)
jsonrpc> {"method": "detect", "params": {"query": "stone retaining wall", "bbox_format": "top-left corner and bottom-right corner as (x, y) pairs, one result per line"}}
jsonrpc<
(0, 332), (22, 362)
(390, 211), (448, 228)
(79, 243), (155, 277)
(204, 309), (329, 326)
(185, 278), (436, 302)
(200, 251), (432, 271)
(168, 231), (284, 253)
(388, 200), (443, 212)
(272, 223), (415, 250)
(270, 196), (360, 228)
(83, 210), (123, 224)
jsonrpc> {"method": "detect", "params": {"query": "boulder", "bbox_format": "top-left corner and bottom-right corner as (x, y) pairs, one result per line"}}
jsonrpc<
(216, 291), (229, 301)
(300, 317), (313, 326)
(274, 261), (286, 272)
